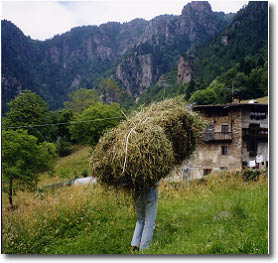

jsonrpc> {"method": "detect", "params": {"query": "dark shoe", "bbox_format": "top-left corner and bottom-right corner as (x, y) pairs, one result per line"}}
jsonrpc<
(130, 246), (139, 252)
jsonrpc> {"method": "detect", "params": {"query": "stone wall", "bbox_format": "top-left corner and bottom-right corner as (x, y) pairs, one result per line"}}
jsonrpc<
(175, 106), (243, 180)
(169, 104), (268, 181)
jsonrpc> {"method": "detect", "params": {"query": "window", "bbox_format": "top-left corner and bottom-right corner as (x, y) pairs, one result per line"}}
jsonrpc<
(203, 169), (212, 176)
(247, 140), (257, 157)
(221, 146), (228, 155)
(221, 125), (229, 133)
(249, 123), (260, 135)
(220, 167), (228, 170)
(247, 140), (257, 152)
(242, 162), (248, 169)
(250, 110), (266, 120)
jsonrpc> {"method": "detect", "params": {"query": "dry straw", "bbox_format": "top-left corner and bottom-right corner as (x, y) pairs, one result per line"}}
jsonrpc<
(90, 98), (205, 191)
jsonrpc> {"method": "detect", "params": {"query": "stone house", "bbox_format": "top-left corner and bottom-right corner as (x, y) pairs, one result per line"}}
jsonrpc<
(174, 101), (268, 180)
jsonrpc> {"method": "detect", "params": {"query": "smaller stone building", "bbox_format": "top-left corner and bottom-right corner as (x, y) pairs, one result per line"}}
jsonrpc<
(173, 101), (268, 180)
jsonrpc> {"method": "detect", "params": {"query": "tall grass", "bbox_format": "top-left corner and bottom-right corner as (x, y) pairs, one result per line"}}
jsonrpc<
(2, 171), (268, 254)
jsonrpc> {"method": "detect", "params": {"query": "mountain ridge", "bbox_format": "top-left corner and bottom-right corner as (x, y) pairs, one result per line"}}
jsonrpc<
(3, 1), (261, 114)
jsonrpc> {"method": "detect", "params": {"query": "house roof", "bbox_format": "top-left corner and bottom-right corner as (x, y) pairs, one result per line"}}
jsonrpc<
(192, 102), (268, 111)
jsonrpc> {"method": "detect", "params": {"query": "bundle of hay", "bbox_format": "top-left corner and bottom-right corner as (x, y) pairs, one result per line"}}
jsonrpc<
(90, 98), (204, 191)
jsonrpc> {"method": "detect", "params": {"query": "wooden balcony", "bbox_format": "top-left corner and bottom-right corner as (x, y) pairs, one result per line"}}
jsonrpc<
(201, 132), (232, 142)
(242, 127), (268, 141)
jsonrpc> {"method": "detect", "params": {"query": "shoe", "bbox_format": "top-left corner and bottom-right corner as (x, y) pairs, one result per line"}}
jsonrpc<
(130, 246), (139, 252)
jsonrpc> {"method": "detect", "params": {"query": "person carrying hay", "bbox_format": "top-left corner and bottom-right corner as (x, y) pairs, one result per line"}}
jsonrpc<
(130, 183), (159, 251)
(90, 98), (205, 252)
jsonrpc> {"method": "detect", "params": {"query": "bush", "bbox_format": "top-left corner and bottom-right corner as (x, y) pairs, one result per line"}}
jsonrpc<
(56, 137), (73, 157)
(242, 169), (261, 181)
(81, 169), (88, 178)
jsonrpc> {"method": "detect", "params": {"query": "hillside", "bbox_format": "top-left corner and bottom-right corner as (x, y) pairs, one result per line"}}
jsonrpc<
(1, 1), (232, 114)
(192, 1), (268, 85)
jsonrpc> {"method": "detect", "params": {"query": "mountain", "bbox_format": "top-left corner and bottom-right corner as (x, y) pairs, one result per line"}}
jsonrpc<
(137, 1), (268, 105)
(1, 18), (149, 113)
(1, 21), (41, 113)
(1, 1), (232, 114)
(188, 1), (268, 85)
(116, 1), (231, 99)
(182, 1), (268, 104)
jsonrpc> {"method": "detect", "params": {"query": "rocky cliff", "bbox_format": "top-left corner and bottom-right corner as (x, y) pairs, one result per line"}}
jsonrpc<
(1, 1), (231, 113)
(116, 1), (230, 97)
(176, 55), (195, 84)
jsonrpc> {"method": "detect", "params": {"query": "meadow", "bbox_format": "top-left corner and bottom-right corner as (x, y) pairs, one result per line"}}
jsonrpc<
(2, 162), (268, 254)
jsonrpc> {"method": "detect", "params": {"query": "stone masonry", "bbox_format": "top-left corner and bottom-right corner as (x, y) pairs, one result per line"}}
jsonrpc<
(170, 102), (268, 181)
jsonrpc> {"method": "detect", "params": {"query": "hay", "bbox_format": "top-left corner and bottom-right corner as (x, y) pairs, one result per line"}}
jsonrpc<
(90, 98), (205, 191)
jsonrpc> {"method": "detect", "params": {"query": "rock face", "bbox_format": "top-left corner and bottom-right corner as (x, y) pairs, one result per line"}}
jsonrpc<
(116, 53), (159, 97)
(1, 1), (230, 112)
(116, 1), (229, 97)
(221, 35), (228, 45)
(177, 55), (195, 84)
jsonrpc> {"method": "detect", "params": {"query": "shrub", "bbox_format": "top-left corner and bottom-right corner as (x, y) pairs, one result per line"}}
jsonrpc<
(242, 169), (261, 181)
(81, 169), (88, 178)
(56, 137), (73, 157)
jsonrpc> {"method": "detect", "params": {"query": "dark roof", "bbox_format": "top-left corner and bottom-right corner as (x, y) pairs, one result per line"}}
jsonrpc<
(193, 103), (268, 111)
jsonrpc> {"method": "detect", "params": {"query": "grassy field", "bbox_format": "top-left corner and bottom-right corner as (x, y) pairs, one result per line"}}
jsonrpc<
(2, 145), (92, 208)
(2, 162), (268, 254)
(38, 145), (92, 186)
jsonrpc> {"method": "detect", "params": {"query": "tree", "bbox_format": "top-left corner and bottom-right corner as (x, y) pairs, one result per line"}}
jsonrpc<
(2, 129), (57, 209)
(55, 109), (74, 156)
(257, 56), (265, 67)
(246, 66), (268, 99)
(64, 88), (99, 114)
(99, 78), (121, 104)
(45, 110), (59, 143)
(56, 109), (74, 141)
(189, 88), (218, 105)
(185, 80), (196, 101)
(2, 90), (49, 142)
(69, 102), (123, 146)
(207, 79), (227, 104)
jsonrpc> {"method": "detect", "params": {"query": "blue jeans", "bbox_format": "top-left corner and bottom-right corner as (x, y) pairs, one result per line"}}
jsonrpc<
(131, 187), (158, 250)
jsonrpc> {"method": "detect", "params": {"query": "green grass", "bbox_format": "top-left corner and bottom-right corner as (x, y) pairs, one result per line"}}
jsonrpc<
(2, 171), (268, 255)
(36, 145), (91, 187)
(149, 180), (268, 254)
